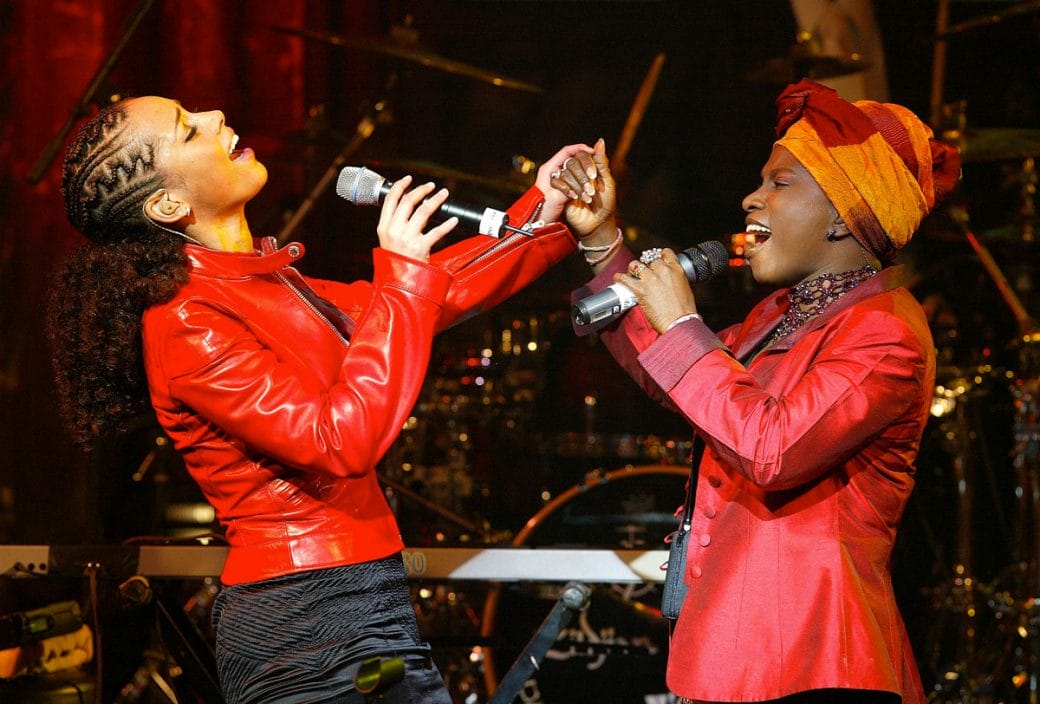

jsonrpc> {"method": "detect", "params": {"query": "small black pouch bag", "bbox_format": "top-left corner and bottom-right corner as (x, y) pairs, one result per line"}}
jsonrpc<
(661, 437), (704, 622)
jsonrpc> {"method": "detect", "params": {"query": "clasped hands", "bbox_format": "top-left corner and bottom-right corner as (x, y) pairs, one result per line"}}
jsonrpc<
(546, 139), (701, 334)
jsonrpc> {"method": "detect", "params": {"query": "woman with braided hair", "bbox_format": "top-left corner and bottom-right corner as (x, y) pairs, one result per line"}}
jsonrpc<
(48, 95), (584, 703)
(550, 80), (961, 703)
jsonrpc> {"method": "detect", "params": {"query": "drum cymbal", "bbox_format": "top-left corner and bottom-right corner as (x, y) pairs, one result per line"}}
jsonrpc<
(269, 25), (543, 94)
(936, 0), (1040, 39)
(743, 52), (869, 85)
(955, 128), (1040, 164)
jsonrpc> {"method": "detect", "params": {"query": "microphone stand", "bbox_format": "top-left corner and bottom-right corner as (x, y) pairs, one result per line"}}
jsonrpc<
(488, 582), (591, 704)
(275, 74), (397, 244)
(26, 0), (158, 184)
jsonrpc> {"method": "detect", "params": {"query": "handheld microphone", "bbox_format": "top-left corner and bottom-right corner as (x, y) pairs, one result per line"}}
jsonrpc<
(336, 166), (514, 237)
(572, 240), (729, 326)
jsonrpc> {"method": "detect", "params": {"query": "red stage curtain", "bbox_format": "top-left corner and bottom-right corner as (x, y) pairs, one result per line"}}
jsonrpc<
(0, 0), (376, 543)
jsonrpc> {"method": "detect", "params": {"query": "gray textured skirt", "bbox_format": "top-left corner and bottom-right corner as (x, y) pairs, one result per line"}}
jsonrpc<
(211, 554), (451, 704)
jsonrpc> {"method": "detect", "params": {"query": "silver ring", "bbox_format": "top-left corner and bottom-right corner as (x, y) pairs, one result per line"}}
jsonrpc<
(551, 169), (562, 180)
(562, 157), (574, 169)
(640, 248), (664, 265)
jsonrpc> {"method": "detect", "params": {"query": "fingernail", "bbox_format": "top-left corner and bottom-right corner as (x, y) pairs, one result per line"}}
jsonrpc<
(584, 182), (595, 196)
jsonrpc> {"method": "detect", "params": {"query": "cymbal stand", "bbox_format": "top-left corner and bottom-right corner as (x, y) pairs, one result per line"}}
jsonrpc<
(378, 473), (484, 538)
(929, 0), (951, 129)
(26, 0), (158, 183)
(926, 381), (981, 702)
(949, 206), (1036, 337)
(275, 73), (397, 244)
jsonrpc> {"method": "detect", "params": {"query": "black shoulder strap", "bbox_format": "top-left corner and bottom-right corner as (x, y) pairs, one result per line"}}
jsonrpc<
(679, 435), (707, 527)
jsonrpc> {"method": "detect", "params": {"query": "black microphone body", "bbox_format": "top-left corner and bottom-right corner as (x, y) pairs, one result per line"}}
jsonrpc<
(572, 240), (729, 326)
(336, 166), (510, 237)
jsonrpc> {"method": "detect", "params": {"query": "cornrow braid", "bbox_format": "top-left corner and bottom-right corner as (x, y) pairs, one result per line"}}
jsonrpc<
(62, 103), (165, 244)
(49, 100), (190, 448)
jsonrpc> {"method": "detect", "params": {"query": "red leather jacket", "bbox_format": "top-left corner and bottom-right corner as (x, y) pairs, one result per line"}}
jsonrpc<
(142, 187), (574, 585)
(576, 253), (931, 703)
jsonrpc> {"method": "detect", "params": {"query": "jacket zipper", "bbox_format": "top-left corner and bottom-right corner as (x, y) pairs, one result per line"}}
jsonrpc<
(454, 231), (526, 273)
(274, 271), (350, 346)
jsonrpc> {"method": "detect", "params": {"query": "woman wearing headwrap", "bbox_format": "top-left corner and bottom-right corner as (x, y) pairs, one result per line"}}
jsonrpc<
(551, 79), (960, 703)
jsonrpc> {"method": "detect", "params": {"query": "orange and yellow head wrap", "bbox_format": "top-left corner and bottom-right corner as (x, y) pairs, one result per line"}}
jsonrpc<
(774, 79), (961, 265)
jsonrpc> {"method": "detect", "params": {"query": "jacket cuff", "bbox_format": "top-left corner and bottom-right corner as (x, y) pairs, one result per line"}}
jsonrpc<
(637, 318), (727, 391)
(373, 248), (452, 303)
(506, 185), (547, 226)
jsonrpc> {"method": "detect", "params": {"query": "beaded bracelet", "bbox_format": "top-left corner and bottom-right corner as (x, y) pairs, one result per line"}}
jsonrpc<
(580, 227), (623, 265)
(665, 312), (703, 331)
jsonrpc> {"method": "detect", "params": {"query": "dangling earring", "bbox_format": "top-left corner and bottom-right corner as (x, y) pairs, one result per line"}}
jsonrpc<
(825, 229), (838, 241)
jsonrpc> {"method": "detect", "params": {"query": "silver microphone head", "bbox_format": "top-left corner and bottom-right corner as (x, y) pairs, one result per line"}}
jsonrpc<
(335, 166), (385, 205)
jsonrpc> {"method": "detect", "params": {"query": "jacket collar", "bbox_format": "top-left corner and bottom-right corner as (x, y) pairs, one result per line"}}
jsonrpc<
(735, 265), (908, 358)
(184, 237), (305, 279)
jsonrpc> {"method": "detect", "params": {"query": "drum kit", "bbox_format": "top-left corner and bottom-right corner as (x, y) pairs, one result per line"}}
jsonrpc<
(898, 4), (1040, 701)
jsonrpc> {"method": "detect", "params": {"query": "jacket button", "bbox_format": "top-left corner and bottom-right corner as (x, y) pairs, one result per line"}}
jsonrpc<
(288, 244), (301, 258)
(698, 534), (711, 547)
(703, 506), (717, 519)
(707, 475), (722, 487)
(690, 565), (702, 578)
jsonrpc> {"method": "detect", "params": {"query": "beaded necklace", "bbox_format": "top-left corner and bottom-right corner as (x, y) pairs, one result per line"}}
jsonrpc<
(765, 264), (878, 347)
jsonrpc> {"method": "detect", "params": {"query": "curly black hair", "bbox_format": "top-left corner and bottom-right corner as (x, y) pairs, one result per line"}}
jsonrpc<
(47, 102), (190, 449)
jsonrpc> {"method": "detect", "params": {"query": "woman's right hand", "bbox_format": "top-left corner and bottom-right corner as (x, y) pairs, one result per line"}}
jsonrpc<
(550, 138), (618, 247)
(375, 175), (457, 262)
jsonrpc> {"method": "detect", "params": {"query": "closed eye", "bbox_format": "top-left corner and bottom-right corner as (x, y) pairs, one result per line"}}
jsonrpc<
(185, 124), (198, 142)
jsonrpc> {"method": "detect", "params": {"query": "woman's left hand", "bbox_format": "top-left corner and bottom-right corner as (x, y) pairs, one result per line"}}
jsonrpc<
(375, 175), (457, 262)
(535, 143), (595, 223)
(615, 248), (699, 334)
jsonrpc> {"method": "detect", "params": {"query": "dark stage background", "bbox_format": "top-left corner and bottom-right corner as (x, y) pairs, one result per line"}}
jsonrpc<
(1, 1), (1039, 701)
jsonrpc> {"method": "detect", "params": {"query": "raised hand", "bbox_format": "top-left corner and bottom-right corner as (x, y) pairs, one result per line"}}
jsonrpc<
(550, 138), (617, 245)
(534, 142), (594, 224)
(376, 175), (458, 262)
